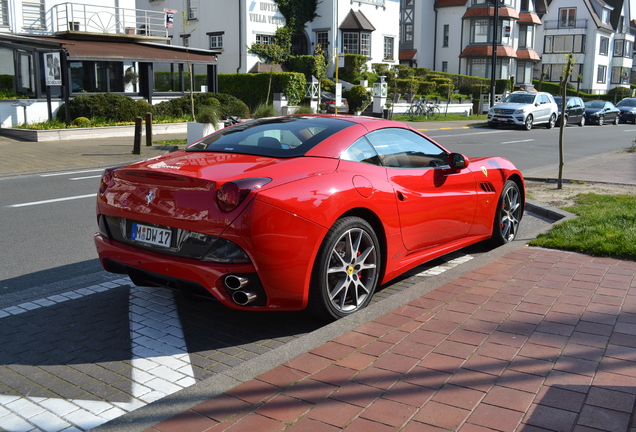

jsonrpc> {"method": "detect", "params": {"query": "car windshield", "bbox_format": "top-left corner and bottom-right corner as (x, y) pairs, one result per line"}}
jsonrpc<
(585, 101), (605, 108)
(186, 116), (353, 157)
(617, 99), (636, 107)
(503, 94), (535, 104)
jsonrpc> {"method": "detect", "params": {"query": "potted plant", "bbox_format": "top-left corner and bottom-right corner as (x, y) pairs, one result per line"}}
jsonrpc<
(187, 105), (220, 144)
(319, 103), (327, 113)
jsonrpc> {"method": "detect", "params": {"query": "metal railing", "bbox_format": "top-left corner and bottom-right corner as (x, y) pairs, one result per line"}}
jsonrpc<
(543, 19), (588, 30)
(52, 2), (168, 37)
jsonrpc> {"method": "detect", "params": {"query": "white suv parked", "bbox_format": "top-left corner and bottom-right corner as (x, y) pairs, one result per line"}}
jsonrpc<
(488, 91), (559, 131)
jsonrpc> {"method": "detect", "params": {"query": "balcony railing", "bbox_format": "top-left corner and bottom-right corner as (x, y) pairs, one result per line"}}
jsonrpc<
(543, 19), (588, 30)
(52, 2), (168, 38)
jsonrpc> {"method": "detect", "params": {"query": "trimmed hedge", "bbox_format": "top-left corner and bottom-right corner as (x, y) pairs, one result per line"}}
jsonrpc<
(57, 93), (144, 122)
(219, 72), (306, 107)
(57, 92), (249, 123)
(337, 54), (368, 83)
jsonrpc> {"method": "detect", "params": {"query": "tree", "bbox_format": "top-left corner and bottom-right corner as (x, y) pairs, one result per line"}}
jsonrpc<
(275, 0), (319, 31)
(248, 26), (293, 104)
(557, 54), (575, 190)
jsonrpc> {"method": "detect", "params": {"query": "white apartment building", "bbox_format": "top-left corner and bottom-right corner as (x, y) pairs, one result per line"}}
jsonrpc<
(140, 0), (401, 77)
(401, 0), (546, 89)
(538, 0), (634, 94)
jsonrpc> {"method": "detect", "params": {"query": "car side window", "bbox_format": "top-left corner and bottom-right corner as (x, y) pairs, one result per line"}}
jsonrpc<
(365, 128), (448, 169)
(340, 137), (382, 165)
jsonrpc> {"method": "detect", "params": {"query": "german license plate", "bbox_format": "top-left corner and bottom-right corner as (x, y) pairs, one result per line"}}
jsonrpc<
(131, 223), (172, 248)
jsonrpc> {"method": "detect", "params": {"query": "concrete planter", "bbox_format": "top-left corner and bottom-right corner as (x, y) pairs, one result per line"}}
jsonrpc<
(186, 122), (220, 144)
(0, 122), (187, 142)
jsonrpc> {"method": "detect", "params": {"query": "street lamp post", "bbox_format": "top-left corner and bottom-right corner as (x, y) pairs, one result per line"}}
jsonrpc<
(489, 0), (499, 108)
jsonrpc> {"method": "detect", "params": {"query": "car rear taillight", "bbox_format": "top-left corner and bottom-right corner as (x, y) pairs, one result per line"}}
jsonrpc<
(325, 100), (335, 105)
(99, 167), (118, 194)
(216, 177), (272, 212)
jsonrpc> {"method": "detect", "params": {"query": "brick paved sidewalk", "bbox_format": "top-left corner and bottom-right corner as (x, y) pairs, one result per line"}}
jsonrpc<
(142, 247), (636, 432)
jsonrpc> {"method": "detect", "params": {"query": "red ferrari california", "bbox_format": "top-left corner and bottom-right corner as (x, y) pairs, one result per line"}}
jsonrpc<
(95, 115), (524, 321)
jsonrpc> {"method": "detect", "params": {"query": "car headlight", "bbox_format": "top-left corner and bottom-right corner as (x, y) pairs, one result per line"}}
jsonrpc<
(514, 109), (525, 115)
(590, 112), (599, 117)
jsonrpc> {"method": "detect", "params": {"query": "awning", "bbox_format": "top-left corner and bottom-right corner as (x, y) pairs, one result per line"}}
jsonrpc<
(340, 10), (376, 32)
(33, 37), (217, 63)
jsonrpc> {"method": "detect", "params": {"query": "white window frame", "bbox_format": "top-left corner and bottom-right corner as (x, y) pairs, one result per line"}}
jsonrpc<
(597, 65), (607, 83)
(22, 1), (45, 30)
(383, 36), (394, 60)
(209, 34), (223, 49)
(559, 8), (576, 28)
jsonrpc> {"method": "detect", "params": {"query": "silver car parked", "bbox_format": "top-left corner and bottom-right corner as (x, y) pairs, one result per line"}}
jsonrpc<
(488, 91), (559, 131)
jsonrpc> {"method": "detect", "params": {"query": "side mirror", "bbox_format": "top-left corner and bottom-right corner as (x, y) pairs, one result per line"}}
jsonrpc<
(449, 153), (469, 170)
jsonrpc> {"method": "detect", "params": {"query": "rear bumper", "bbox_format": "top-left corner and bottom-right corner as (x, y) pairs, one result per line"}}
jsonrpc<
(94, 233), (284, 310)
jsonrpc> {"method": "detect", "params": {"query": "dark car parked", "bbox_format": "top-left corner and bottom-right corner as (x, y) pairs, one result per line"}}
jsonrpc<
(616, 97), (636, 124)
(584, 100), (620, 125)
(320, 91), (349, 113)
(554, 96), (585, 126)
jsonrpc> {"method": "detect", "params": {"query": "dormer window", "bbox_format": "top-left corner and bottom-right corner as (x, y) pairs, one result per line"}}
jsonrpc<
(602, 8), (610, 24)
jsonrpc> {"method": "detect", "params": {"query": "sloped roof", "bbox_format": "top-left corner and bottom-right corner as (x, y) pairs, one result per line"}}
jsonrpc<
(459, 45), (517, 58)
(339, 9), (376, 31)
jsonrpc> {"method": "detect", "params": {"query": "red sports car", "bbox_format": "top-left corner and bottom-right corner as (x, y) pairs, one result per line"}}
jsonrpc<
(95, 115), (524, 321)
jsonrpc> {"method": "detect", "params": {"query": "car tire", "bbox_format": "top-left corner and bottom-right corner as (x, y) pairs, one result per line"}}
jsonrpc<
(308, 217), (380, 321)
(546, 114), (556, 129)
(524, 115), (533, 131)
(614, 115), (619, 125)
(598, 115), (604, 126)
(489, 180), (522, 246)
(579, 116), (585, 127)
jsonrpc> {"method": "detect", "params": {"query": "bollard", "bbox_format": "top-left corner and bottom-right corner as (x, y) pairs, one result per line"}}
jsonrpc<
(145, 112), (153, 146)
(132, 116), (142, 155)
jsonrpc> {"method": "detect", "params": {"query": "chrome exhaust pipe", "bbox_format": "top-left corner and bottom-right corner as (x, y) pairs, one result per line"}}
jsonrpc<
(224, 275), (248, 291)
(232, 291), (257, 306)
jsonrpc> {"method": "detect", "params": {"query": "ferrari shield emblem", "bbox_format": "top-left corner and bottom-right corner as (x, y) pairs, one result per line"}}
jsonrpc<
(481, 166), (488, 177)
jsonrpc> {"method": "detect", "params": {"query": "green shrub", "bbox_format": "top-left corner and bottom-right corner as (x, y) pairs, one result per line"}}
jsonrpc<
(72, 116), (91, 127)
(371, 63), (390, 75)
(210, 93), (250, 119)
(295, 105), (315, 114)
(252, 103), (277, 119)
(608, 86), (632, 100)
(337, 54), (368, 83)
(495, 79), (511, 94)
(219, 72), (306, 108)
(418, 81), (437, 95)
(346, 85), (372, 113)
(57, 93), (141, 122)
(153, 93), (223, 120)
(321, 78), (335, 93)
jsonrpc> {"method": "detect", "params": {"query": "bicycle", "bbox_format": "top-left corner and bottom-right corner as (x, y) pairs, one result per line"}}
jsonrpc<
(406, 98), (426, 119)
(423, 102), (441, 120)
(406, 98), (441, 120)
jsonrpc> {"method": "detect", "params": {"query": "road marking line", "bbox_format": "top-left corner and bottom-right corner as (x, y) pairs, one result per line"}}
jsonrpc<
(70, 175), (103, 180)
(0, 280), (195, 432)
(500, 139), (534, 144)
(40, 169), (105, 177)
(7, 194), (95, 208)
